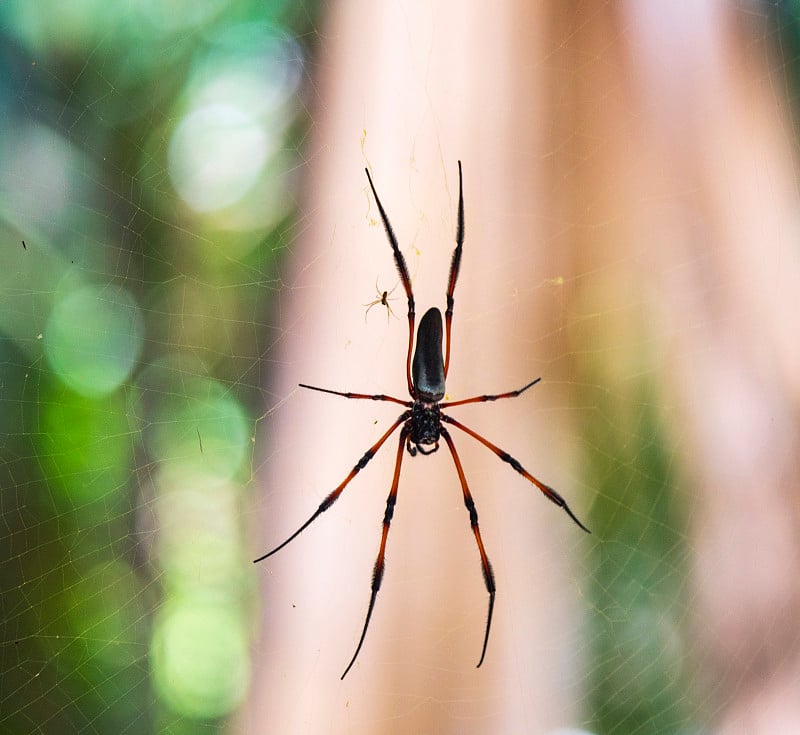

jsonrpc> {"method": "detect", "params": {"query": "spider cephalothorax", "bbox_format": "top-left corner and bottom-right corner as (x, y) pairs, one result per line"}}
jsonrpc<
(407, 397), (441, 456)
(255, 162), (589, 679)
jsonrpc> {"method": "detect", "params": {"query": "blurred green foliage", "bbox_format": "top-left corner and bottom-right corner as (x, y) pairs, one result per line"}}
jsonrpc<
(583, 387), (694, 734)
(0, 1), (318, 733)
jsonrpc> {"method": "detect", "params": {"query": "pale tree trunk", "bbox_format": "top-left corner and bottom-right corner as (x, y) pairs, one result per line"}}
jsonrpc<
(245, 1), (587, 733)
(244, 1), (800, 733)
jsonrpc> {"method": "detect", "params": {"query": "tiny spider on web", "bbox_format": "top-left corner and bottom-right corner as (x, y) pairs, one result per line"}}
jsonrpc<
(363, 279), (400, 322)
(254, 161), (590, 679)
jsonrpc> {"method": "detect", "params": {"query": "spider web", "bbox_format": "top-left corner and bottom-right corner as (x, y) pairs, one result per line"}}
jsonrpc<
(2, 2), (799, 734)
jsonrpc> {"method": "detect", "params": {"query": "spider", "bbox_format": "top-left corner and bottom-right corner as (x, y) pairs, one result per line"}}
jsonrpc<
(363, 278), (399, 322)
(254, 161), (590, 679)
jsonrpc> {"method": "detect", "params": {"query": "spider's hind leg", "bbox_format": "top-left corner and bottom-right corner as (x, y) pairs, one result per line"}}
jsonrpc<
(253, 412), (409, 564)
(440, 426), (496, 667)
(341, 425), (410, 679)
(441, 413), (590, 534)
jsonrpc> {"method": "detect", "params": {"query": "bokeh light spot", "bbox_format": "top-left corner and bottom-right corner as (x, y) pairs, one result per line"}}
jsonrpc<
(168, 104), (267, 213)
(154, 467), (247, 599)
(194, 21), (304, 118)
(136, 360), (250, 479)
(151, 600), (249, 720)
(44, 284), (143, 397)
(131, 0), (228, 36)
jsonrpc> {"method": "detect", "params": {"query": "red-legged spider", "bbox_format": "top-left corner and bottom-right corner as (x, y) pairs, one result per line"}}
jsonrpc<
(254, 161), (590, 679)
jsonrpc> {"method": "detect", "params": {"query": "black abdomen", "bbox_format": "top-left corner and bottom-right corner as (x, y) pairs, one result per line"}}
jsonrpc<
(412, 307), (445, 401)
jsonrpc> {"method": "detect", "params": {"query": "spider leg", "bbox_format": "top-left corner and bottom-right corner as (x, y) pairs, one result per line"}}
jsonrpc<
(444, 160), (464, 378)
(341, 425), (410, 679)
(365, 168), (416, 397)
(299, 383), (411, 407)
(441, 378), (541, 409)
(441, 414), (591, 534)
(253, 412), (410, 564)
(440, 427), (496, 668)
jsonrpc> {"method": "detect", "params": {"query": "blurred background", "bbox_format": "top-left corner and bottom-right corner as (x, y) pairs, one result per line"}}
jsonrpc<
(1, 1), (799, 734)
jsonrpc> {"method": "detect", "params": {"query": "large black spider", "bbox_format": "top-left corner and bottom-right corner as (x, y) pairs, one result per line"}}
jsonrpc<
(255, 161), (590, 679)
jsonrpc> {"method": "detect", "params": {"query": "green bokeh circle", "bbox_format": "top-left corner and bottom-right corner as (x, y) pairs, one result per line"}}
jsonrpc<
(44, 284), (143, 397)
(151, 600), (249, 720)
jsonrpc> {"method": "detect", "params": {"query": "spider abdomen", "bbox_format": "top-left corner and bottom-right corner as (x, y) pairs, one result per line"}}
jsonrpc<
(412, 307), (445, 402)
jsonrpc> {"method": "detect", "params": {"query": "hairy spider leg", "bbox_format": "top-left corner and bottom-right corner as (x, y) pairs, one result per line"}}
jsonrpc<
(440, 427), (496, 668)
(253, 411), (410, 564)
(444, 160), (465, 379)
(440, 377), (541, 409)
(441, 414), (591, 534)
(298, 383), (411, 407)
(340, 425), (410, 679)
(365, 168), (416, 397)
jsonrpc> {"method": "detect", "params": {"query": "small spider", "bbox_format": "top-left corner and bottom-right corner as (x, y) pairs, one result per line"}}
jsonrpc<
(363, 279), (399, 322)
(255, 162), (590, 679)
